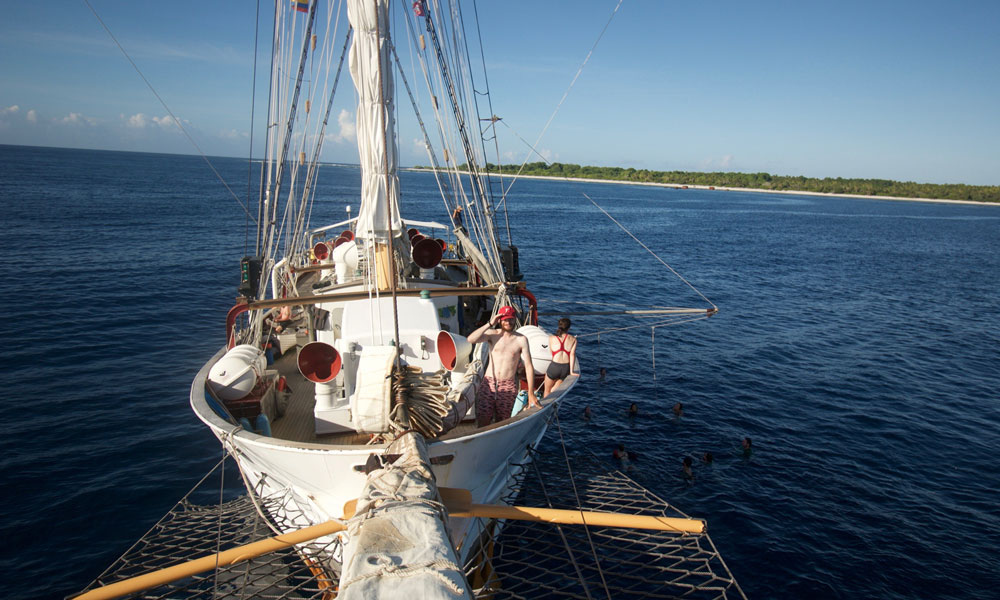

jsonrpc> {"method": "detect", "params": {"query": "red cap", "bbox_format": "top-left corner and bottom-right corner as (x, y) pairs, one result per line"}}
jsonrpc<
(497, 306), (516, 321)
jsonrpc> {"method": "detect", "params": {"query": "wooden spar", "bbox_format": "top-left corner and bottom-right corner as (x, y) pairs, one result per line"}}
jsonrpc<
(72, 519), (347, 600)
(245, 285), (502, 310)
(82, 487), (704, 600)
(451, 503), (705, 534)
(345, 487), (705, 534)
(537, 308), (718, 317)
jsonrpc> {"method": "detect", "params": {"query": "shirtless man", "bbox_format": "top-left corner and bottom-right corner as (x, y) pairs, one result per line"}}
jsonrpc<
(467, 305), (538, 427)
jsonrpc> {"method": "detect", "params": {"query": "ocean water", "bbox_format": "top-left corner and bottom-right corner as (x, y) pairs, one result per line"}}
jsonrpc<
(1, 144), (998, 599)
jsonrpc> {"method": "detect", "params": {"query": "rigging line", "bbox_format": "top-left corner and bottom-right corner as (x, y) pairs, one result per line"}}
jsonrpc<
(374, 0), (403, 357)
(245, 0), (263, 258)
(422, 2), (502, 265)
(257, 2), (280, 255)
(402, 6), (494, 268)
(495, 118), (720, 313)
(298, 26), (352, 250)
(582, 191), (717, 310)
(492, 119), (546, 212)
(85, 458), (229, 587)
(463, 0), (511, 245)
(212, 441), (227, 595)
(543, 298), (678, 309)
(503, 0), (625, 199)
(553, 411), (614, 600)
(651, 328), (655, 380)
(575, 313), (712, 338)
(527, 447), (596, 600)
(265, 0), (320, 262)
(83, 0), (256, 225)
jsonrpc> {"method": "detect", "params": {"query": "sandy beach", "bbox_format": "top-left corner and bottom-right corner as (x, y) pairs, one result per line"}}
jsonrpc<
(408, 169), (997, 207)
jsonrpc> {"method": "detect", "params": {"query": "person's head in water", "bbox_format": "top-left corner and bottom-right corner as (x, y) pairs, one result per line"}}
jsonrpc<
(672, 402), (684, 416)
(742, 437), (753, 455)
(629, 402), (638, 416)
(556, 317), (572, 336)
(682, 456), (694, 479)
(583, 405), (592, 420)
(702, 452), (714, 464)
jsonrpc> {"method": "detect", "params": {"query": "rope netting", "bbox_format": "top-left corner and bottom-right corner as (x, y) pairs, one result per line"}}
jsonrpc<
(76, 443), (744, 600)
(466, 448), (746, 600)
(74, 464), (339, 600)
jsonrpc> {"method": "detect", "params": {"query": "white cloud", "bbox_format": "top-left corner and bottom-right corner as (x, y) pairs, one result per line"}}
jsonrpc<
(26, 109), (37, 123)
(124, 113), (181, 130)
(325, 109), (356, 143)
(126, 113), (148, 128)
(0, 105), (21, 129)
(152, 115), (178, 129)
(60, 112), (98, 126)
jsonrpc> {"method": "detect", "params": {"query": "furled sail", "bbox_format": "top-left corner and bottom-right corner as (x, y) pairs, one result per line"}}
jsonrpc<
(348, 0), (402, 244)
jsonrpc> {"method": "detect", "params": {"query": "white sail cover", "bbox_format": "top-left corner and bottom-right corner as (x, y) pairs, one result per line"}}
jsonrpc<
(348, 0), (403, 243)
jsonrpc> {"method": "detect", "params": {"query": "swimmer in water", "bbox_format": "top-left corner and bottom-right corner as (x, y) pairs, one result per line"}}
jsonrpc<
(583, 405), (592, 420)
(682, 456), (694, 480)
(628, 402), (638, 417)
(742, 437), (753, 457)
(702, 452), (714, 464)
(613, 443), (637, 470)
(672, 402), (684, 417)
(599, 367), (607, 381)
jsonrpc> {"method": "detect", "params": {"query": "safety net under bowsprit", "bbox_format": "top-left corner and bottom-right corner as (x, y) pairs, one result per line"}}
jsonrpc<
(74, 446), (745, 600)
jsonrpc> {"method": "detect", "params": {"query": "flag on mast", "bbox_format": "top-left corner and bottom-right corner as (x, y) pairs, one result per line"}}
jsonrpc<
(293, 0), (309, 13)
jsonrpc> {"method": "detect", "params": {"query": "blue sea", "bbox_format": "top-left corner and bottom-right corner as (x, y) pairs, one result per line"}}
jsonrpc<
(2, 144), (998, 599)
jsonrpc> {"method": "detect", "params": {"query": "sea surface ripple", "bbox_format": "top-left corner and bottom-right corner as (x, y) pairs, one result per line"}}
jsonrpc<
(1, 145), (998, 599)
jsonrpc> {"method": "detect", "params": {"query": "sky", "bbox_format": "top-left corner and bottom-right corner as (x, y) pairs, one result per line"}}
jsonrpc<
(1, 0), (998, 185)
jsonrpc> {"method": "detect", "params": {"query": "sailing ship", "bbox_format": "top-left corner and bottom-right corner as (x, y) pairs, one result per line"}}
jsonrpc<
(190, 0), (576, 576)
(70, 2), (750, 597)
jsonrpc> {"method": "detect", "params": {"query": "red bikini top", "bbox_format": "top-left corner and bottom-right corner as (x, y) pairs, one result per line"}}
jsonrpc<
(551, 334), (572, 358)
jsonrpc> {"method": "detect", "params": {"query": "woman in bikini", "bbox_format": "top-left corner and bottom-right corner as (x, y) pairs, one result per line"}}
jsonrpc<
(543, 317), (577, 398)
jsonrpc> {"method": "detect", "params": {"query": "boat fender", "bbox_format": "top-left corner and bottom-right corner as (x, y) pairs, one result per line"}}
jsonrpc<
(515, 325), (553, 375)
(511, 391), (528, 417)
(255, 414), (272, 437)
(203, 389), (233, 423)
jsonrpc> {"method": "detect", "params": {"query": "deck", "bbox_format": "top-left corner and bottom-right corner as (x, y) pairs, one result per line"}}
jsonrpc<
(263, 341), (483, 445)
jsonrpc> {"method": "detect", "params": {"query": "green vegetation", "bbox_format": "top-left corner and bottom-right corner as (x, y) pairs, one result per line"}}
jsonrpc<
(422, 163), (999, 203)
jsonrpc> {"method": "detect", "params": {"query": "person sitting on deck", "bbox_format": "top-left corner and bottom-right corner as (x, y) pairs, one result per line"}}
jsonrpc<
(543, 317), (577, 398)
(467, 306), (537, 427)
(265, 305), (295, 333)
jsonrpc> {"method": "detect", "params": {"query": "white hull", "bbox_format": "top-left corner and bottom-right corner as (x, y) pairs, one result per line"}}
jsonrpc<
(191, 347), (577, 564)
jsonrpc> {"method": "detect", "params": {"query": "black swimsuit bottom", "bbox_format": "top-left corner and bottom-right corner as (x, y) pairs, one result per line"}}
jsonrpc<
(546, 361), (570, 380)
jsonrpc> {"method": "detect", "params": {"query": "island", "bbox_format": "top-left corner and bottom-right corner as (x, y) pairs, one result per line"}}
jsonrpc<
(413, 162), (1000, 204)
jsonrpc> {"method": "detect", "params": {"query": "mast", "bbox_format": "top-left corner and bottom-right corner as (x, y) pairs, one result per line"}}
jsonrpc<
(347, 0), (403, 249)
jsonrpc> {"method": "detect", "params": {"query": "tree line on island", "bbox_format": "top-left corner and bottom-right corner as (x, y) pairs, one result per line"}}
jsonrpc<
(420, 162), (998, 203)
